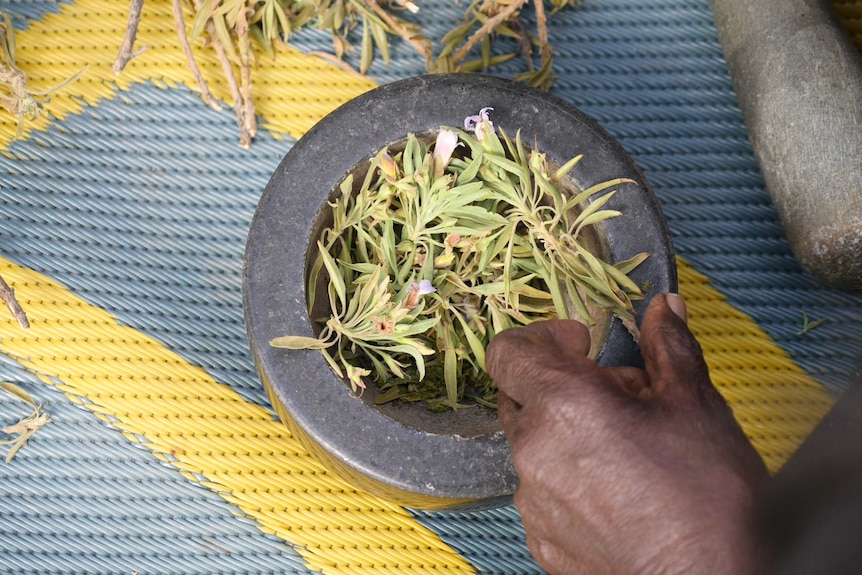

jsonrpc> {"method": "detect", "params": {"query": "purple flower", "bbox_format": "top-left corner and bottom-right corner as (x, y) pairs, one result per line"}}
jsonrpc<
(464, 107), (494, 131)
(414, 279), (437, 295)
(405, 279), (437, 308)
(463, 107), (494, 142)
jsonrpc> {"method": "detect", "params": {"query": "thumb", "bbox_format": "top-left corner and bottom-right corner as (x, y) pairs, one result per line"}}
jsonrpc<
(639, 293), (713, 405)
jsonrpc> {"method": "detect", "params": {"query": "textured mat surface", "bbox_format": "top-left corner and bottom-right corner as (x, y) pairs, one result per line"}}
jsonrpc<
(0, 0), (861, 573)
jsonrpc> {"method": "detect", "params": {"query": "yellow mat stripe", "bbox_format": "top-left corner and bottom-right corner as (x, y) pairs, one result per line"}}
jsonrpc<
(0, 0), (377, 148)
(678, 260), (833, 472)
(0, 257), (474, 575)
(0, 254), (834, 483)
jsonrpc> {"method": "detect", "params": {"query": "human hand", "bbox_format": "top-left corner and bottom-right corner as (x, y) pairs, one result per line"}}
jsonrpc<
(487, 293), (769, 575)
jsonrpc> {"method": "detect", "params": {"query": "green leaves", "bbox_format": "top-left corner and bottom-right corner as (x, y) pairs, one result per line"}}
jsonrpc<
(275, 122), (647, 409)
(317, 239), (346, 309)
(797, 311), (827, 336)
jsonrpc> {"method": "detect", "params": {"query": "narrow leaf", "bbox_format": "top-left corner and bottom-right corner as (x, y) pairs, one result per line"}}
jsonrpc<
(369, 21), (390, 65)
(360, 18), (373, 74)
(270, 335), (331, 350)
(452, 310), (486, 371)
(554, 154), (583, 181)
(3, 12), (16, 65)
(572, 209), (621, 237)
(614, 252), (650, 275)
(602, 259), (643, 295)
(318, 240), (346, 309)
(563, 178), (636, 212)
(0, 382), (36, 409)
(191, 1), (215, 40)
(572, 191), (616, 229)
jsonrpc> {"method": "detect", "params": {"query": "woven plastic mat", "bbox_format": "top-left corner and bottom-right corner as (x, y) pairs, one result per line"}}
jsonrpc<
(0, 1), (861, 573)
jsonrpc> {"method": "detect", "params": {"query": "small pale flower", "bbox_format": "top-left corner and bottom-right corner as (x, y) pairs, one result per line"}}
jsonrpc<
(463, 107), (494, 131)
(433, 251), (455, 269)
(415, 279), (437, 295)
(371, 315), (396, 336)
(379, 152), (399, 180)
(454, 236), (474, 251)
(345, 364), (370, 394)
(405, 279), (437, 308)
(454, 293), (481, 322)
(433, 129), (461, 178)
(464, 107), (494, 142)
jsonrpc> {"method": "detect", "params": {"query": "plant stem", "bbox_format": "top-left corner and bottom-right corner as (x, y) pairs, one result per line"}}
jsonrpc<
(533, 0), (551, 66)
(171, 0), (222, 111)
(193, 0), (251, 148)
(112, 0), (149, 74)
(452, 0), (529, 65)
(0, 274), (29, 329)
(236, 6), (257, 139)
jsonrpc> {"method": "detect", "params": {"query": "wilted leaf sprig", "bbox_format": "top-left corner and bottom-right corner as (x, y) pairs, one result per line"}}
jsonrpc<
(0, 12), (87, 140)
(0, 382), (50, 463)
(115, 1), (581, 147)
(272, 110), (648, 411)
(435, 0), (579, 89)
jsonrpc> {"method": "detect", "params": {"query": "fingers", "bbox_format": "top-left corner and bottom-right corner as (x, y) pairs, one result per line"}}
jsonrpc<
(488, 292), (713, 413)
(496, 390), (527, 444)
(487, 319), (592, 368)
(639, 293), (712, 404)
(665, 291), (688, 323)
(486, 319), (593, 406)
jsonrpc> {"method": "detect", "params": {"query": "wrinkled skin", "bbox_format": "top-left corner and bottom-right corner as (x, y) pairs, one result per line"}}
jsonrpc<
(487, 293), (770, 575)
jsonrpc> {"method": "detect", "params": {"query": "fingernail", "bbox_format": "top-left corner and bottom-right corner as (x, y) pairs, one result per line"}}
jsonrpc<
(665, 292), (688, 323)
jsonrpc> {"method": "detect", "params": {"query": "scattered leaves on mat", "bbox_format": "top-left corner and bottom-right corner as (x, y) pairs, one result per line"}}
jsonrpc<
(275, 110), (647, 410)
(114, 0), (582, 147)
(0, 12), (88, 140)
(797, 310), (826, 336)
(0, 382), (50, 463)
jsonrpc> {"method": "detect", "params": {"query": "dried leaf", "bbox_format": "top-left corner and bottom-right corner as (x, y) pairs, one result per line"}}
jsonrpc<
(360, 18), (373, 74)
(0, 382), (36, 409)
(369, 21), (390, 65)
(2, 12), (16, 65)
(270, 335), (331, 349)
(0, 383), (50, 463)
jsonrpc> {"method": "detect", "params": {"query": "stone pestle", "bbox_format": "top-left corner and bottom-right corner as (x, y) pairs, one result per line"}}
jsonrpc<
(712, 0), (862, 289)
